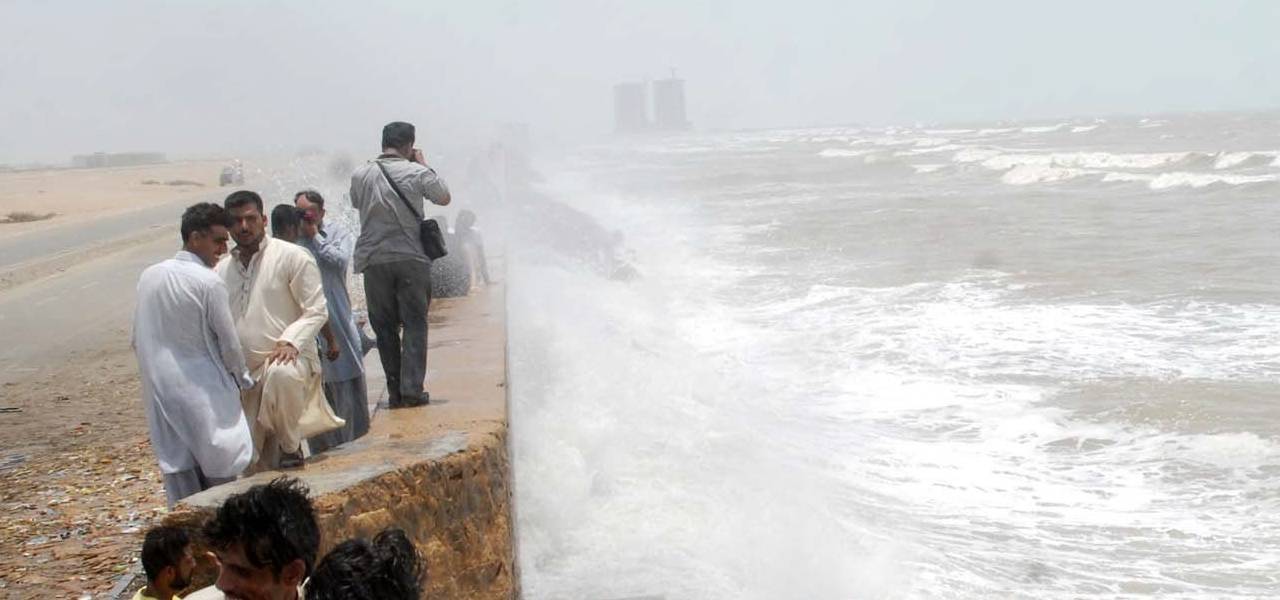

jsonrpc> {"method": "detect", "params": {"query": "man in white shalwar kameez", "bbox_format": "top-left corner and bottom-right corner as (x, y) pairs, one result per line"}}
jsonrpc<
(217, 191), (340, 472)
(133, 203), (255, 506)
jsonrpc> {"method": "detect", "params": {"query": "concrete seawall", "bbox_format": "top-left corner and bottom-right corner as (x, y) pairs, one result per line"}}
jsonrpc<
(165, 282), (519, 599)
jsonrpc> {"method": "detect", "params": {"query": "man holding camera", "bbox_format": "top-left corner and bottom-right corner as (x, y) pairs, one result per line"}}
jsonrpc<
(349, 121), (451, 408)
(291, 191), (370, 450)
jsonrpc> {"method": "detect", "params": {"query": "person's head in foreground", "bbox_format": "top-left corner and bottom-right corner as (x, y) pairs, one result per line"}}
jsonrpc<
(202, 477), (318, 600)
(180, 202), (233, 267)
(307, 528), (425, 600)
(270, 204), (303, 243)
(140, 526), (196, 600)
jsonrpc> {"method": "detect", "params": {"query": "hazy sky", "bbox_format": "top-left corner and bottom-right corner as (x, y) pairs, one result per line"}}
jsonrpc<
(2, 0), (1278, 162)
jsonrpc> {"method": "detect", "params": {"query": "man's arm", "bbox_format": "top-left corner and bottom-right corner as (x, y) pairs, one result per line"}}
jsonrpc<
(348, 171), (364, 211)
(207, 282), (254, 389)
(410, 156), (451, 206)
(277, 253), (329, 357)
(300, 225), (351, 272)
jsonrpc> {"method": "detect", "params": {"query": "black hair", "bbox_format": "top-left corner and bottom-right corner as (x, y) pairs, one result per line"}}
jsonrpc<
(202, 477), (320, 578)
(224, 190), (264, 215)
(382, 121), (415, 152)
(141, 526), (191, 582)
(294, 189), (325, 209)
(271, 203), (304, 237)
(180, 202), (232, 243)
(456, 209), (477, 232)
(308, 528), (425, 600)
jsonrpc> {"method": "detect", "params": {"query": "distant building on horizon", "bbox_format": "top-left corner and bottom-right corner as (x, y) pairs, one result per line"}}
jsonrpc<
(613, 82), (649, 133)
(652, 75), (690, 131)
(71, 152), (167, 169)
(613, 71), (691, 134)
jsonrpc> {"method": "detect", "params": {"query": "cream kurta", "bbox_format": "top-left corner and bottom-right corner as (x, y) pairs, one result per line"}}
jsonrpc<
(216, 237), (339, 464)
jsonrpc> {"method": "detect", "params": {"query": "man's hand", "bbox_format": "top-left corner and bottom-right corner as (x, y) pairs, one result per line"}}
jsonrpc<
(411, 148), (427, 165)
(267, 341), (299, 365)
(326, 344), (340, 362)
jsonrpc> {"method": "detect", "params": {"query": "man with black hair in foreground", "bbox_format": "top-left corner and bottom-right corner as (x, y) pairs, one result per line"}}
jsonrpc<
(186, 477), (319, 600)
(136, 526), (196, 600)
(133, 202), (254, 506)
(308, 528), (425, 600)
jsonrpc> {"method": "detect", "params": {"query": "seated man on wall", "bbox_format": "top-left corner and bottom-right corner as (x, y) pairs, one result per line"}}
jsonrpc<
(428, 215), (471, 298)
(454, 209), (492, 289)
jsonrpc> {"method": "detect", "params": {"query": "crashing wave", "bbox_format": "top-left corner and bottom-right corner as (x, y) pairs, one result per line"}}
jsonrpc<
(1070, 125), (1099, 133)
(1000, 165), (1088, 185)
(1021, 123), (1068, 134)
(1213, 151), (1278, 170)
(973, 151), (1193, 171)
(818, 148), (876, 158)
(1102, 171), (1278, 189)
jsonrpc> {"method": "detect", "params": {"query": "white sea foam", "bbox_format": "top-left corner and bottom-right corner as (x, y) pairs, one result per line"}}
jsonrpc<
(1021, 123), (1067, 133)
(1070, 124), (1099, 133)
(895, 143), (968, 157)
(912, 137), (951, 147)
(1103, 171), (1279, 189)
(1212, 150), (1278, 169)
(980, 151), (1192, 171)
(516, 126), (1280, 598)
(818, 148), (875, 158)
(1000, 164), (1088, 185)
(912, 163), (946, 174)
(952, 147), (1004, 163)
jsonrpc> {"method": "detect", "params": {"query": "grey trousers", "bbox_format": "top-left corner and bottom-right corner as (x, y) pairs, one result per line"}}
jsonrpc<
(363, 259), (432, 405)
(307, 375), (371, 453)
(163, 465), (235, 508)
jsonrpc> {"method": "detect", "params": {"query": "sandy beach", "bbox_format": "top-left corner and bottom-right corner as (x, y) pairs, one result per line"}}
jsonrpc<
(0, 160), (230, 238)
(0, 159), (237, 597)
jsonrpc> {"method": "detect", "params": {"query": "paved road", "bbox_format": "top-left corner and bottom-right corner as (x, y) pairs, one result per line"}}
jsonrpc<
(0, 192), (219, 271)
(0, 192), (231, 382)
(0, 233), (177, 384)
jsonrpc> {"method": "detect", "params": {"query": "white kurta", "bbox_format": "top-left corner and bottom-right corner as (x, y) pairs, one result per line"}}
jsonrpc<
(133, 251), (255, 478)
(217, 237), (337, 461)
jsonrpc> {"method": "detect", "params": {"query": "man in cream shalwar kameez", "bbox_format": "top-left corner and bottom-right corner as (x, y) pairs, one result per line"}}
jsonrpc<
(133, 203), (254, 506)
(217, 191), (340, 471)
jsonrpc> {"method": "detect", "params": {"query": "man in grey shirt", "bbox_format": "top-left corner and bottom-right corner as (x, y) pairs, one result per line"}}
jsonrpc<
(349, 121), (451, 407)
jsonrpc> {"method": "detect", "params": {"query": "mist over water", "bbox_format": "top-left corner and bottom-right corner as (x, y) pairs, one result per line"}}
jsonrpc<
(508, 112), (1280, 598)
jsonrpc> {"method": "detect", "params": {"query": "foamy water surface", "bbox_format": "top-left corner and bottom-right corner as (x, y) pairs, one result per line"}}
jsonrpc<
(509, 112), (1280, 598)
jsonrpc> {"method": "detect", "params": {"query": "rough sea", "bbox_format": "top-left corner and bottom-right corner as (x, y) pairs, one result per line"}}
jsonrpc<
(508, 112), (1280, 599)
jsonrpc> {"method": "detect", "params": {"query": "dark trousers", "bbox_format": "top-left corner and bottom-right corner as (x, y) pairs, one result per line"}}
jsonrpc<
(363, 259), (432, 404)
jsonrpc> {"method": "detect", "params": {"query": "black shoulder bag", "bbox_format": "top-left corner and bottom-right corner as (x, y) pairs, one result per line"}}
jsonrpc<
(375, 160), (448, 260)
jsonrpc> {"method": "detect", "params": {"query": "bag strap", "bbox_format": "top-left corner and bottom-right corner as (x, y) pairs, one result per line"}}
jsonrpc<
(375, 159), (422, 220)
